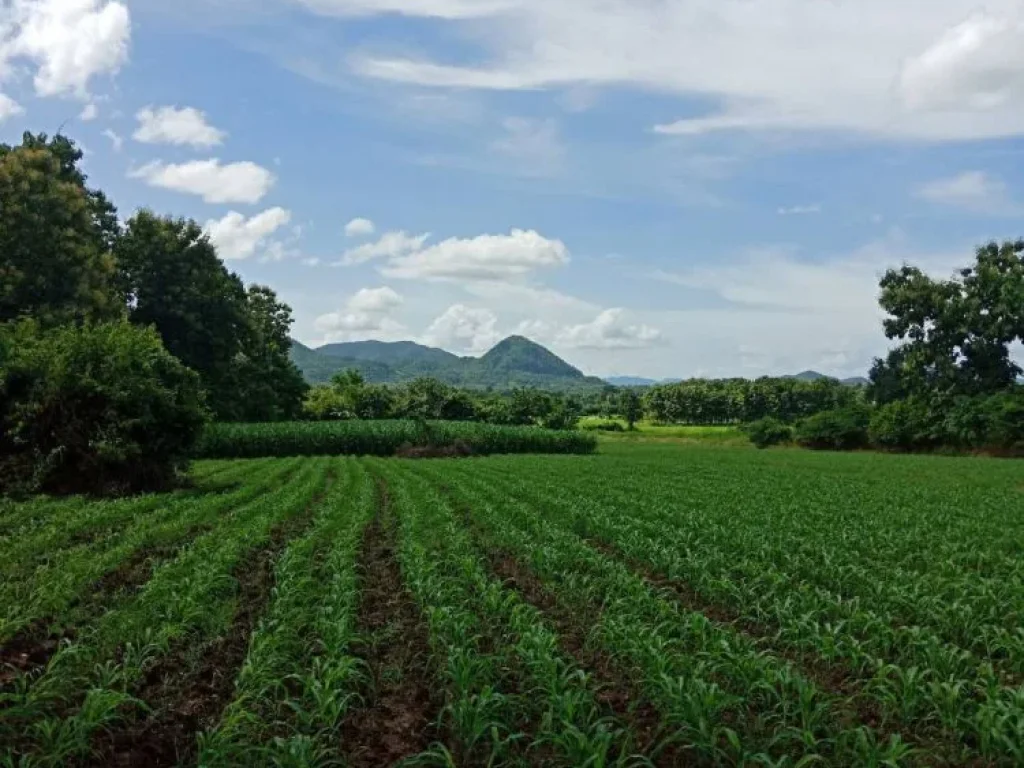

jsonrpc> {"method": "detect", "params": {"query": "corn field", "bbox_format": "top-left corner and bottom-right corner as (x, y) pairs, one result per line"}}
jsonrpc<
(193, 420), (598, 459)
(2, 443), (1023, 766)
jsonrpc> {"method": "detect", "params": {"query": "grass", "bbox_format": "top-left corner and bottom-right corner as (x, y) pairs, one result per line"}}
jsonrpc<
(194, 420), (597, 459)
(2, 442), (1023, 766)
(579, 416), (748, 444)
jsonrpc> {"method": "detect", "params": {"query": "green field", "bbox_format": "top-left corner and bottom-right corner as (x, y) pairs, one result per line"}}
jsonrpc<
(2, 443), (1023, 766)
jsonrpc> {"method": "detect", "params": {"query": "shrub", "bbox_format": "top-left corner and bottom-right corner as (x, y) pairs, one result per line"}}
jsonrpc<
(0, 320), (208, 495)
(868, 398), (935, 450)
(193, 420), (597, 459)
(794, 406), (871, 451)
(980, 391), (1024, 452)
(745, 417), (792, 449)
(581, 421), (626, 432)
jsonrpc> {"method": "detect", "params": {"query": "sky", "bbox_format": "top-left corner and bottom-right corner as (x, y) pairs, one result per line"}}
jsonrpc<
(1, 0), (1022, 379)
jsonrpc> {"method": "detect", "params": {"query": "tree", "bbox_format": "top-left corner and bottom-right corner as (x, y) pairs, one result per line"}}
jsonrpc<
(873, 240), (1024, 401)
(225, 285), (308, 422)
(619, 389), (643, 430)
(0, 319), (207, 495)
(0, 134), (119, 326)
(116, 211), (250, 419)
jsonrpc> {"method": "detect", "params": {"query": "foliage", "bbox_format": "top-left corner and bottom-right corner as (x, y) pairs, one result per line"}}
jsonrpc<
(0, 134), (120, 327)
(744, 417), (793, 449)
(618, 389), (643, 430)
(868, 398), (935, 451)
(580, 420), (625, 432)
(0, 319), (207, 495)
(794, 405), (871, 451)
(645, 375), (861, 425)
(872, 240), (1024, 402)
(192, 420), (597, 459)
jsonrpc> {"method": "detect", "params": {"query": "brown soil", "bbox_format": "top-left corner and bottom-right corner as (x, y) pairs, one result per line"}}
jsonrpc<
(394, 441), (475, 459)
(80, 470), (333, 767)
(340, 479), (438, 767)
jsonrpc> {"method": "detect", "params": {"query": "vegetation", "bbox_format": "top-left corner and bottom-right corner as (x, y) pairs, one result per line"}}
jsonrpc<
(0, 131), (307, 493)
(194, 420), (597, 459)
(0, 319), (207, 495)
(4, 444), (1024, 765)
(744, 416), (793, 448)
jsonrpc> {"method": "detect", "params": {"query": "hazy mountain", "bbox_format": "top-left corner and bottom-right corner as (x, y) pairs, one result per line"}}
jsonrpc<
(604, 376), (658, 387)
(289, 336), (607, 392)
(789, 370), (869, 386)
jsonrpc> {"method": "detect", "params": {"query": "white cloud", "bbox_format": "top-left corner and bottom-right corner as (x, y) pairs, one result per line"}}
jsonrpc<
(204, 207), (292, 260)
(129, 159), (276, 204)
(348, 286), (403, 313)
(1, 0), (130, 98)
(489, 117), (564, 176)
(916, 171), (1021, 215)
(554, 308), (662, 349)
(102, 128), (122, 151)
(339, 230), (429, 265)
(79, 102), (97, 121)
(314, 285), (406, 342)
(778, 204), (821, 216)
(0, 94), (23, 122)
(422, 304), (502, 353)
(342, 1), (1024, 141)
(382, 228), (569, 281)
(134, 106), (226, 148)
(344, 217), (376, 237)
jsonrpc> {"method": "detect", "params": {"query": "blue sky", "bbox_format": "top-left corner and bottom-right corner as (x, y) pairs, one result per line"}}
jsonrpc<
(2, 0), (1023, 379)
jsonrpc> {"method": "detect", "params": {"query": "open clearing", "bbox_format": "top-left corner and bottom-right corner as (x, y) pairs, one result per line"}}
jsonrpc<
(2, 443), (1023, 766)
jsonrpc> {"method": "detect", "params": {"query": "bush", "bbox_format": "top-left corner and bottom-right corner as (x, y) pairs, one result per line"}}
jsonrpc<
(794, 406), (871, 451)
(581, 421), (626, 432)
(942, 391), (1024, 452)
(0, 320), (208, 495)
(868, 398), (935, 450)
(193, 420), (597, 459)
(744, 417), (792, 449)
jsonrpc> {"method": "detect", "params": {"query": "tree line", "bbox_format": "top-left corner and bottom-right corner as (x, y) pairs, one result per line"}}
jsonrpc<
(0, 133), (306, 494)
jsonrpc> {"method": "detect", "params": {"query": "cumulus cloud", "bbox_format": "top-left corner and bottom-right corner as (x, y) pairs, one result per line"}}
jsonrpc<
(0, 94), (23, 122)
(314, 286), (405, 341)
(0, 0), (130, 98)
(339, 231), (429, 265)
(134, 106), (226, 148)
(339, 0), (1024, 141)
(422, 304), (502, 353)
(381, 228), (569, 281)
(345, 217), (376, 237)
(204, 207), (292, 260)
(129, 159), (276, 204)
(916, 171), (1021, 215)
(555, 308), (662, 349)
(79, 102), (97, 121)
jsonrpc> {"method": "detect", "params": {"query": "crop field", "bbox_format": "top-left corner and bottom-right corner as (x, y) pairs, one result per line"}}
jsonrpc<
(2, 444), (1024, 767)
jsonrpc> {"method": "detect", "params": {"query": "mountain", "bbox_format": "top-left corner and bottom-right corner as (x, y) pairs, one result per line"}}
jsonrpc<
(289, 336), (608, 392)
(478, 336), (583, 378)
(604, 376), (658, 387)
(318, 339), (460, 368)
(789, 370), (869, 386)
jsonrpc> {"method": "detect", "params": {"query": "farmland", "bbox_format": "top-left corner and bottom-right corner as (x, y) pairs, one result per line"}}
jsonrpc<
(2, 443), (1024, 766)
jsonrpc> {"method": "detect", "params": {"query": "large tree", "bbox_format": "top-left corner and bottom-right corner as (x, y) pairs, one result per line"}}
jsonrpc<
(870, 240), (1024, 403)
(116, 211), (250, 419)
(0, 133), (119, 326)
(224, 284), (308, 422)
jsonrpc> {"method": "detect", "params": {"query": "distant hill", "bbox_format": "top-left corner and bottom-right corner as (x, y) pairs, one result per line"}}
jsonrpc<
(604, 376), (658, 387)
(789, 370), (869, 386)
(289, 336), (608, 393)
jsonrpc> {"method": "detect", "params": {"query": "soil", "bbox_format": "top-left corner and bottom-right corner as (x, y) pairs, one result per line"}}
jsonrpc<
(340, 479), (439, 767)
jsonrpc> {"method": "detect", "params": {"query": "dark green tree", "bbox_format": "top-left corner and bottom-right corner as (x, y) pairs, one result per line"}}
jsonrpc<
(619, 388), (643, 430)
(116, 211), (250, 419)
(0, 134), (120, 326)
(872, 240), (1024, 401)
